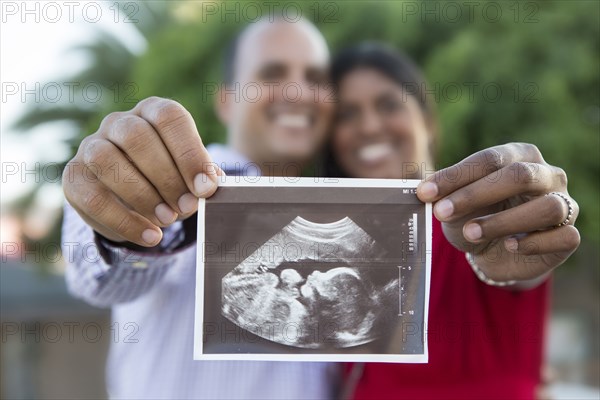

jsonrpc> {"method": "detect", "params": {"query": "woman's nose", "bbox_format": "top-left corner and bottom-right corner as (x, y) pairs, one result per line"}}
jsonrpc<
(360, 111), (383, 137)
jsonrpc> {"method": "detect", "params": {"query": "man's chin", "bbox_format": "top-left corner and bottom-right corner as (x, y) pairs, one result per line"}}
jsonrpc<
(267, 145), (317, 170)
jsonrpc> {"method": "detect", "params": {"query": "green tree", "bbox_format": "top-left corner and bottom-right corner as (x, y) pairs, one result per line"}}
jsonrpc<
(12, 0), (600, 262)
(10, 2), (172, 250)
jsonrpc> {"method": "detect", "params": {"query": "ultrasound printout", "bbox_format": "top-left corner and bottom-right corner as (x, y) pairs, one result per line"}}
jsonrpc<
(194, 177), (432, 363)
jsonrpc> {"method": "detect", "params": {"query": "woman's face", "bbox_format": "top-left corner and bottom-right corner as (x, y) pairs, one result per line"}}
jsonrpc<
(333, 68), (432, 179)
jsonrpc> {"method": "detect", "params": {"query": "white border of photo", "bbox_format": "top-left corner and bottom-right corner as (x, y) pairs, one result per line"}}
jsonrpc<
(194, 176), (432, 363)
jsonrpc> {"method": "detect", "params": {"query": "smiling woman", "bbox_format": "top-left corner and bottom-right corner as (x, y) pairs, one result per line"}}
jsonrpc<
(326, 42), (437, 180)
(325, 41), (578, 400)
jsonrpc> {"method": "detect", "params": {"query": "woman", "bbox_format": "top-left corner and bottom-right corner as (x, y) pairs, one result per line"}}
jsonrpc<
(326, 43), (569, 399)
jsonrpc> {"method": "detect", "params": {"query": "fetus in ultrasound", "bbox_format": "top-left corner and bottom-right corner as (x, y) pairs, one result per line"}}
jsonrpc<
(221, 216), (398, 348)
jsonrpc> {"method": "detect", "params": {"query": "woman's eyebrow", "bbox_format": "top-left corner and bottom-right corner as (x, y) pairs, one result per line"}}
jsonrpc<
(375, 90), (400, 102)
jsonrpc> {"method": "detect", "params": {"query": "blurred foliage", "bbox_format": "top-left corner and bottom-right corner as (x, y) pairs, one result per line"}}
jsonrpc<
(10, 2), (172, 254)
(11, 2), (171, 218)
(14, 1), (600, 252)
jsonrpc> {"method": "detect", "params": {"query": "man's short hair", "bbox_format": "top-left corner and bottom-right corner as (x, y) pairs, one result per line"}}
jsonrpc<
(222, 18), (325, 86)
(223, 30), (240, 85)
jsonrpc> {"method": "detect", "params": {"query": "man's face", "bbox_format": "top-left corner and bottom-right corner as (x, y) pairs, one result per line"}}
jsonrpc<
(223, 21), (334, 169)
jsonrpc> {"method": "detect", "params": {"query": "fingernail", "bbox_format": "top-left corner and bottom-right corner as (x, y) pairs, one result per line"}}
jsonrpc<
(205, 163), (217, 176)
(505, 238), (519, 253)
(464, 223), (482, 241)
(142, 229), (161, 245)
(155, 203), (177, 225)
(178, 193), (197, 214)
(435, 199), (454, 219)
(419, 182), (438, 199)
(194, 173), (217, 197)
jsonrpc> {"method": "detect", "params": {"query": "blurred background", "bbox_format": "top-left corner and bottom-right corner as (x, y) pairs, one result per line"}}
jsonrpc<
(1, 1), (598, 398)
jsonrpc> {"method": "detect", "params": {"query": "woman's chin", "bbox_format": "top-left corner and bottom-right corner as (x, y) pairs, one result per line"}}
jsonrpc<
(353, 165), (404, 180)
(350, 157), (420, 180)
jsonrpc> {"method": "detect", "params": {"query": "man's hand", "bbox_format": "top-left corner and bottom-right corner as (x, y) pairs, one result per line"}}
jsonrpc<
(62, 97), (223, 247)
(416, 142), (580, 283)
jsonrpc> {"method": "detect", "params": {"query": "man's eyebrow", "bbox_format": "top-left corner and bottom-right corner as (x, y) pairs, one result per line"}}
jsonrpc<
(306, 65), (329, 75)
(305, 66), (330, 85)
(257, 62), (287, 74)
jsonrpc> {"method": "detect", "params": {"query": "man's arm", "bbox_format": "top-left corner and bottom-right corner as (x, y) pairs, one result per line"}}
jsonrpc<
(62, 202), (193, 307)
(61, 97), (216, 305)
(62, 96), (223, 247)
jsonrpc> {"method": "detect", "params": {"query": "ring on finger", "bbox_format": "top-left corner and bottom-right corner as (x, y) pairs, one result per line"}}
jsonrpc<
(546, 192), (573, 227)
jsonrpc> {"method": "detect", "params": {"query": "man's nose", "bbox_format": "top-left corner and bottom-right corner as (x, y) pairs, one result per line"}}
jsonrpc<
(284, 73), (317, 104)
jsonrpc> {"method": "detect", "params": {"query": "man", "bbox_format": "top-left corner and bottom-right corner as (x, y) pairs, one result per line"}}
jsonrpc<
(62, 18), (337, 399)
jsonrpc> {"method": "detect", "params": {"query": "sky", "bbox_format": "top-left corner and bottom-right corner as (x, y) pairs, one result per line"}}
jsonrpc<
(1, 1), (148, 243)
(1, 1), (147, 206)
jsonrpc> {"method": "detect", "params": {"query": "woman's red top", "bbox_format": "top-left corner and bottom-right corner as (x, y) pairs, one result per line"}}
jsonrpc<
(347, 217), (550, 400)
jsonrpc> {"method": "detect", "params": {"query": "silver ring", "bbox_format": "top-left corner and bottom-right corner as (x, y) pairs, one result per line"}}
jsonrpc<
(465, 252), (517, 287)
(547, 192), (573, 227)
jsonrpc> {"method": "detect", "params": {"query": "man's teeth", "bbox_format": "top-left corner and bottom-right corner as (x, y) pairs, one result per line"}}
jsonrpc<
(276, 114), (310, 129)
(358, 143), (394, 163)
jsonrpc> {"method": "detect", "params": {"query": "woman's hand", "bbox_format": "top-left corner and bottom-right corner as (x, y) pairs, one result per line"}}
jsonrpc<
(416, 142), (580, 284)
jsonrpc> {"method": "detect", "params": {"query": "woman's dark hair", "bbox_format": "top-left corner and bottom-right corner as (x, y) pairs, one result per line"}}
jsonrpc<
(323, 42), (438, 177)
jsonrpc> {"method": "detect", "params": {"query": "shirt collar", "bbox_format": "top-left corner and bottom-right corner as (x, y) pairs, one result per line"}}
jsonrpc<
(206, 143), (261, 176)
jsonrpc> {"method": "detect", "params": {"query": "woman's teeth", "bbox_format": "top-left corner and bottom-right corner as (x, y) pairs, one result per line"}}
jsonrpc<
(276, 114), (310, 129)
(358, 143), (394, 163)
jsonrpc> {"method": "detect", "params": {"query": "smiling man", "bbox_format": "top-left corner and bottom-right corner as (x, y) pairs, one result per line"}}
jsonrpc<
(62, 18), (337, 399)
(219, 19), (333, 175)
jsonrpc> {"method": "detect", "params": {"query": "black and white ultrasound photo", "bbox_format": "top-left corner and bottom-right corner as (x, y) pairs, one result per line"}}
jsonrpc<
(194, 177), (432, 362)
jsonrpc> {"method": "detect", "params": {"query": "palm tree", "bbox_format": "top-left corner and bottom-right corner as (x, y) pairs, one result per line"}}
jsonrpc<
(9, 2), (173, 252)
